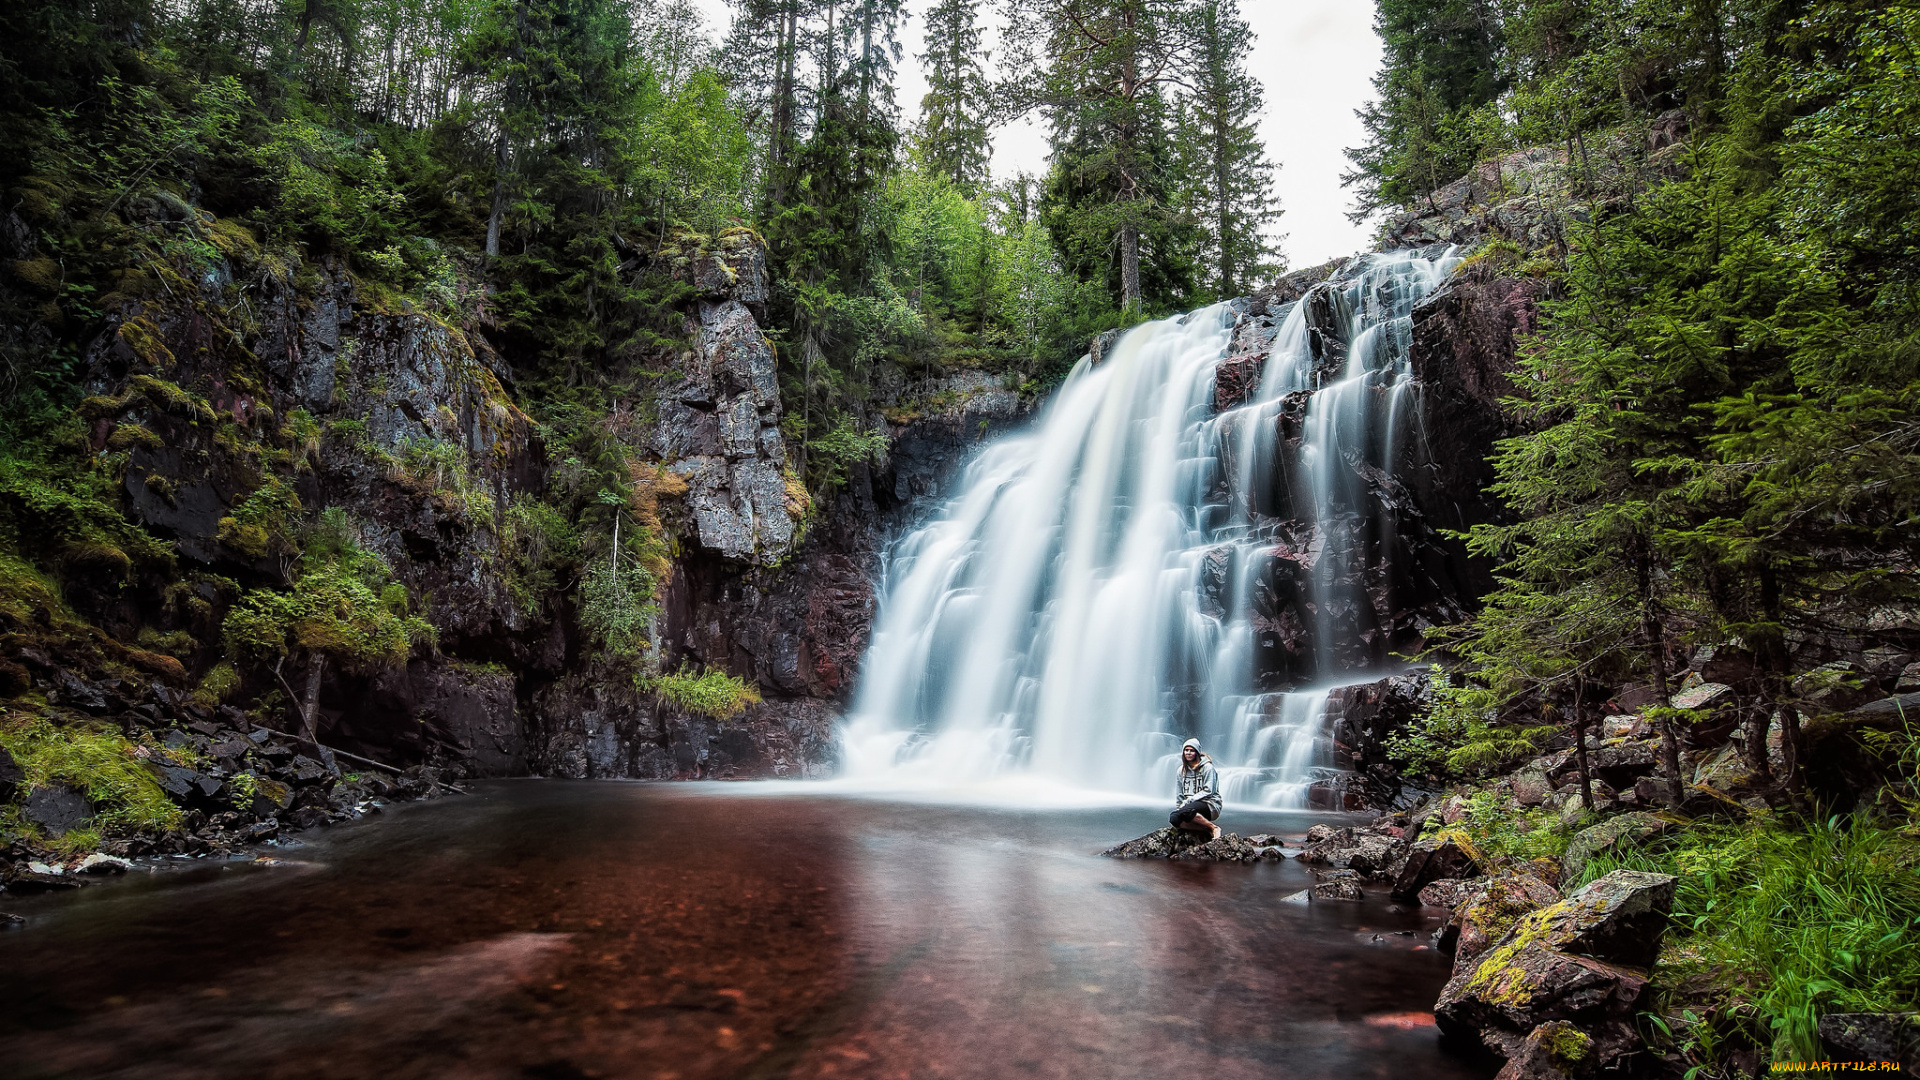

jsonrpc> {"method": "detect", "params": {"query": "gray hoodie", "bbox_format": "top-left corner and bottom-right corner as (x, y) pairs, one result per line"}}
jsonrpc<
(1177, 757), (1220, 806)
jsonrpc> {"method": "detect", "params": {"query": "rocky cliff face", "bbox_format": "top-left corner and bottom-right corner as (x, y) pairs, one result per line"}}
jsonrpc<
(526, 237), (1030, 780)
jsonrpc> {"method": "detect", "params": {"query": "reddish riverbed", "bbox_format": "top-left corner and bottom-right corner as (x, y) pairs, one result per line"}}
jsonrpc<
(0, 781), (1486, 1079)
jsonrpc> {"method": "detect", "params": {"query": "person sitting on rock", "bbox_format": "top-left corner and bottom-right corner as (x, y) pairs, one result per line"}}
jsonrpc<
(1171, 738), (1223, 841)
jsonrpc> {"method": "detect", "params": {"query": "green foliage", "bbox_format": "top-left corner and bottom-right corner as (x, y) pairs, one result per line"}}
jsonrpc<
(223, 509), (434, 669)
(217, 476), (303, 559)
(804, 416), (889, 492)
(192, 661), (240, 708)
(1586, 817), (1920, 1065)
(501, 493), (580, 615)
(226, 770), (259, 810)
(577, 559), (656, 659)
(644, 664), (761, 720)
(0, 711), (183, 839)
(1343, 0), (1504, 217)
(1454, 789), (1574, 863)
(1385, 666), (1557, 778)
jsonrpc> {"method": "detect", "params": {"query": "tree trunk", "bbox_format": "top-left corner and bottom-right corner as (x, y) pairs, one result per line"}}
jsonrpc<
(1635, 543), (1687, 806)
(1742, 691), (1774, 788)
(1779, 702), (1807, 804)
(486, 134), (508, 257)
(1573, 680), (1595, 811)
(1119, 222), (1142, 312)
(300, 654), (340, 776)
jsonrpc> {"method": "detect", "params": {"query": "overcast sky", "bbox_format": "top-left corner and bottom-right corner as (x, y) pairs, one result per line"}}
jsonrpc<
(690, 1), (1384, 267)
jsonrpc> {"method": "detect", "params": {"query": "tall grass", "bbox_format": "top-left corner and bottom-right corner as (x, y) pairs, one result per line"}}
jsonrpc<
(1579, 816), (1920, 1063)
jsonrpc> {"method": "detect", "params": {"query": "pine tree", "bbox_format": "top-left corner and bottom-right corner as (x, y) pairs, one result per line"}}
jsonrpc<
(915, 0), (992, 193)
(1181, 0), (1281, 298)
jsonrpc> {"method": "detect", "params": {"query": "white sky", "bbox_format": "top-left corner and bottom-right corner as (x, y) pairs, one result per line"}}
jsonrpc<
(691, 1), (1383, 268)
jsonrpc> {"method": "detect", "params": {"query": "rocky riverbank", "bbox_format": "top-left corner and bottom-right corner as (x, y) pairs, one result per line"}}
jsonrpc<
(1, 716), (456, 899)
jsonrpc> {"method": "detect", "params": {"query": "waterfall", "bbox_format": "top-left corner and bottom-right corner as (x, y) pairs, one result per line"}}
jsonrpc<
(840, 248), (1460, 806)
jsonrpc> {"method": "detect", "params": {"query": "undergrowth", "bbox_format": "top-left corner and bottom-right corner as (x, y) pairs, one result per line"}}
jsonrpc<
(1579, 816), (1920, 1065)
(0, 711), (183, 848)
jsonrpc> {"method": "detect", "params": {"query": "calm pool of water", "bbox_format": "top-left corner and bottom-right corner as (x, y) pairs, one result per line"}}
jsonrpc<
(0, 781), (1487, 1079)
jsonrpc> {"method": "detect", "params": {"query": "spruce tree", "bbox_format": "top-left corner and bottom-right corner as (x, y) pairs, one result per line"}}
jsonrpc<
(1004, 0), (1197, 313)
(1181, 0), (1281, 298)
(1342, 0), (1502, 218)
(915, 0), (992, 193)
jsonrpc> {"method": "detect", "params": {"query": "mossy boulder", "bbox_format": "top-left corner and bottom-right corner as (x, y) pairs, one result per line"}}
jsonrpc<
(1494, 1020), (1596, 1080)
(1560, 811), (1675, 880)
(1436, 870), (1677, 1066)
(1445, 871), (1562, 971)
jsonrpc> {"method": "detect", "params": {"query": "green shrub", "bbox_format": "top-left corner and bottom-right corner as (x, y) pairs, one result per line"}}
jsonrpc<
(577, 560), (656, 659)
(1386, 671), (1556, 778)
(223, 511), (435, 666)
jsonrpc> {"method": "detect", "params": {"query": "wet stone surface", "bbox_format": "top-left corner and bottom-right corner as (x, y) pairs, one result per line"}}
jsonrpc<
(0, 782), (1488, 1080)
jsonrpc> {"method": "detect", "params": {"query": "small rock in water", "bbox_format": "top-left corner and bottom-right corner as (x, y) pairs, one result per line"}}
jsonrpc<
(77, 854), (134, 875)
(1312, 878), (1365, 901)
(1100, 827), (1269, 862)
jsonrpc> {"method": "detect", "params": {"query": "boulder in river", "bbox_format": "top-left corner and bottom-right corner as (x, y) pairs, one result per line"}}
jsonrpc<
(1101, 828), (1279, 863)
(1295, 820), (1412, 880)
(1312, 869), (1365, 901)
(1435, 870), (1677, 1066)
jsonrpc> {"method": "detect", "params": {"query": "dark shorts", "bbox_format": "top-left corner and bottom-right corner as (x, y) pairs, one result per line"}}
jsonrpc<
(1170, 797), (1222, 826)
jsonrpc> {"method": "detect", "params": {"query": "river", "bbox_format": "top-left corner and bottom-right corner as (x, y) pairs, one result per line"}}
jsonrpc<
(1, 780), (1485, 1079)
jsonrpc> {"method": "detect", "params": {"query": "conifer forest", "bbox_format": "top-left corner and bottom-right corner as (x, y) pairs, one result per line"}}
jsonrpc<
(1, 0), (1919, 1077)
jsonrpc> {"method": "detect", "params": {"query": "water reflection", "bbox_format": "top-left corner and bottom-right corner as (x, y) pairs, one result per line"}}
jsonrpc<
(0, 782), (1486, 1079)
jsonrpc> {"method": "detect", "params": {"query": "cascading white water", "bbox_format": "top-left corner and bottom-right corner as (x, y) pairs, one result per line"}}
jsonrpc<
(840, 248), (1460, 805)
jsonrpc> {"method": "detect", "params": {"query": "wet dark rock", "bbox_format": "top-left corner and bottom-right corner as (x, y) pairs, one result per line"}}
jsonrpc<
(1391, 835), (1482, 899)
(287, 755), (332, 783)
(1087, 327), (1122, 366)
(1818, 1013), (1920, 1076)
(1313, 880), (1365, 901)
(76, 853), (134, 874)
(3, 866), (83, 892)
(1100, 828), (1272, 863)
(23, 784), (90, 837)
(0, 744), (20, 803)
(1297, 825), (1406, 880)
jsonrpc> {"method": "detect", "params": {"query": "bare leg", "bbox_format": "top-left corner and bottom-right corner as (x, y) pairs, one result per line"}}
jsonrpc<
(1178, 814), (1221, 841)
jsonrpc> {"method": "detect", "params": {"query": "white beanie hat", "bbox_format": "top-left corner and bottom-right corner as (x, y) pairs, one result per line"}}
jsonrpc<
(1182, 738), (1202, 753)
